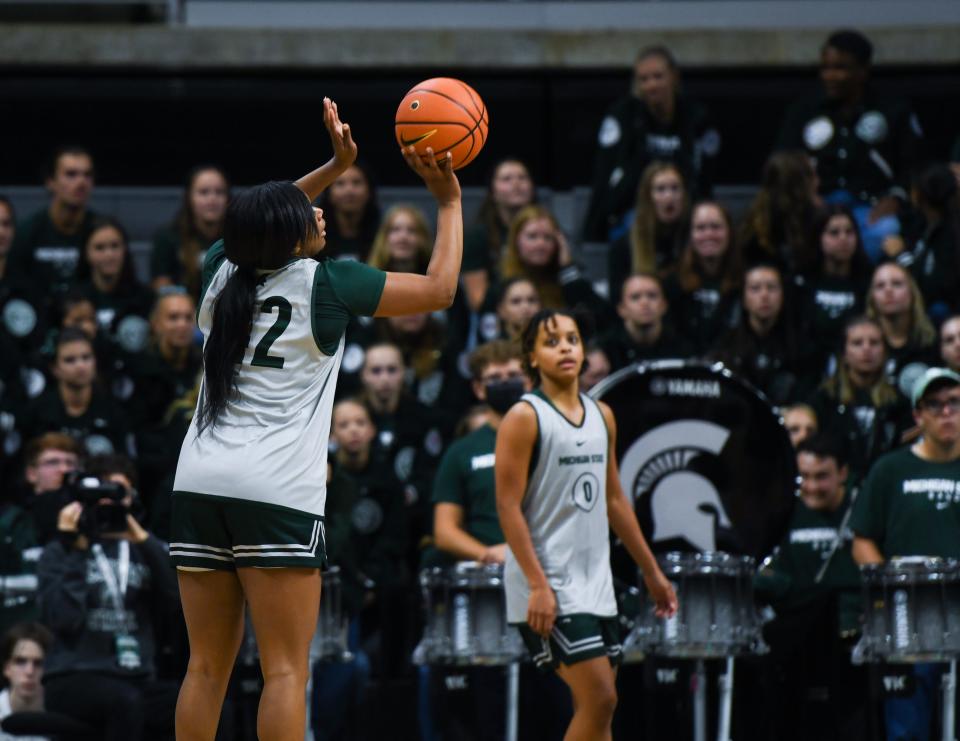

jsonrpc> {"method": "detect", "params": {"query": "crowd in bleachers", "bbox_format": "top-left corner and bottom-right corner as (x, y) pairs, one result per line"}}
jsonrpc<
(1, 25), (960, 741)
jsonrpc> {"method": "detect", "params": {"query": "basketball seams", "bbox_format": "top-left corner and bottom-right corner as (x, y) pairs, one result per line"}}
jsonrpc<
(406, 88), (482, 127)
(455, 79), (484, 119)
(394, 121), (472, 129)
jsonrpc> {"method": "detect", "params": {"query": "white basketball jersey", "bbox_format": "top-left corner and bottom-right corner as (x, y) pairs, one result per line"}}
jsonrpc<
(175, 256), (342, 516)
(504, 390), (618, 622)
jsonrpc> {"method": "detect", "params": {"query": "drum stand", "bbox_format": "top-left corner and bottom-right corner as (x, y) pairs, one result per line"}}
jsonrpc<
(692, 658), (735, 741)
(943, 660), (957, 741)
(506, 661), (520, 741)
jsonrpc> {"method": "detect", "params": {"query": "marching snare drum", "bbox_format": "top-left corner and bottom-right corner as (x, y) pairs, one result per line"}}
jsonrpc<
(627, 551), (766, 659)
(414, 561), (524, 666)
(855, 557), (960, 663)
(309, 566), (351, 662)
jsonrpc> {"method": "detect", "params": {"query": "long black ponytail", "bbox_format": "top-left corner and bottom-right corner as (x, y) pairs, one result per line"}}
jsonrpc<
(196, 181), (317, 432)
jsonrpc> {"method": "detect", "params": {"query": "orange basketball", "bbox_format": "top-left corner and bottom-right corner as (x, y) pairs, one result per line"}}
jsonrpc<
(395, 78), (489, 171)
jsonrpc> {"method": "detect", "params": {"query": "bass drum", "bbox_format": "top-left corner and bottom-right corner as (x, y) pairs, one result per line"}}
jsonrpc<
(591, 360), (796, 574)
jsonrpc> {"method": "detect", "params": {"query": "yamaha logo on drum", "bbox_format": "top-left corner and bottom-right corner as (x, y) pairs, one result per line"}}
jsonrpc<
(649, 376), (721, 399)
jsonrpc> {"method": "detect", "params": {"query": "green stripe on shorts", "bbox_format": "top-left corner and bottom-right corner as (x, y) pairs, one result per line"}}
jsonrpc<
(515, 613), (622, 672)
(170, 491), (326, 570)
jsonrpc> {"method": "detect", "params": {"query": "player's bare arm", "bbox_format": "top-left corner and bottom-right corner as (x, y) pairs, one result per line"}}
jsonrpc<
(435, 503), (503, 563)
(599, 401), (678, 618)
(852, 535), (884, 565)
(294, 97), (358, 202)
(375, 146), (463, 316)
(495, 402), (556, 636)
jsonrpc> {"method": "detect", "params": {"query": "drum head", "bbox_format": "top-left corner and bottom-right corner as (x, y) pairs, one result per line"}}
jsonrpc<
(592, 361), (796, 564)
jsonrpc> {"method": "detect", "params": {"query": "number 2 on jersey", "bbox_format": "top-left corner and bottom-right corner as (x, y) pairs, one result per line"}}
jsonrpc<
(251, 296), (291, 369)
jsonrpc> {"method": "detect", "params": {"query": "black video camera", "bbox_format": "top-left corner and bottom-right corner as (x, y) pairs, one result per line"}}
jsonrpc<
(66, 472), (129, 536)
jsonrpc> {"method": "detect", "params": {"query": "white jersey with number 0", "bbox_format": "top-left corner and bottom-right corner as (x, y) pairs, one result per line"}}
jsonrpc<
(504, 390), (618, 622)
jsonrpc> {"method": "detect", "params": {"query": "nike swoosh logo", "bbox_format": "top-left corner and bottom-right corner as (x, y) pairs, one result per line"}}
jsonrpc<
(575, 440), (586, 446)
(400, 129), (438, 147)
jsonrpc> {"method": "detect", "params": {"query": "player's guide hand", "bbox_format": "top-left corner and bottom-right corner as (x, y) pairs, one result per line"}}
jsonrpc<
(323, 97), (357, 172)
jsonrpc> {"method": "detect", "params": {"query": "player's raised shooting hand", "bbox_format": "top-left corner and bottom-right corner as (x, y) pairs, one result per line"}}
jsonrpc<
(401, 146), (461, 207)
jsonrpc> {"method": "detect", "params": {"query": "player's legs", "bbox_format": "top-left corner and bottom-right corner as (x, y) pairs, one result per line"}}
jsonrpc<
(556, 656), (618, 741)
(175, 569), (246, 741)
(238, 566), (322, 741)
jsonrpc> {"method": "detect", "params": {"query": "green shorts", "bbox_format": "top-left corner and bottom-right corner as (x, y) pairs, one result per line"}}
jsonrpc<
(170, 492), (326, 570)
(515, 613), (623, 672)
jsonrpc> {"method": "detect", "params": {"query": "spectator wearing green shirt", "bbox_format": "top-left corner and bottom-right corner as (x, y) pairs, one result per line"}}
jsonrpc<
(427, 339), (530, 741)
(433, 340), (530, 565)
(851, 367), (960, 741)
(9, 147), (97, 297)
(757, 433), (867, 741)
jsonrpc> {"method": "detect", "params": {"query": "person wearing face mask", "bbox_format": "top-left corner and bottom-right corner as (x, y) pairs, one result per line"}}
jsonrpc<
(599, 273), (692, 372)
(606, 162), (690, 305)
(755, 434), (868, 741)
(8, 147), (97, 299)
(940, 315), (960, 375)
(151, 165), (230, 300)
(808, 316), (912, 480)
(777, 29), (922, 262)
(662, 200), (743, 356)
(583, 45), (719, 243)
(462, 158), (538, 313)
(431, 340), (529, 567)
(712, 264), (814, 405)
(796, 205), (872, 376)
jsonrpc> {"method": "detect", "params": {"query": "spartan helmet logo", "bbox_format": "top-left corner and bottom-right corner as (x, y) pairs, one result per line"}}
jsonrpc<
(619, 420), (732, 552)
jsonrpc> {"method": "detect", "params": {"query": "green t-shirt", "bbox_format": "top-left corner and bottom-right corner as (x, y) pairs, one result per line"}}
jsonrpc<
(757, 487), (862, 634)
(431, 424), (503, 547)
(849, 446), (960, 559)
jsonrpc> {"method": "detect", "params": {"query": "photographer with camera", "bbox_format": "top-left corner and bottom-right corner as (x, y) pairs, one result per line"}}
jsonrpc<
(36, 454), (178, 741)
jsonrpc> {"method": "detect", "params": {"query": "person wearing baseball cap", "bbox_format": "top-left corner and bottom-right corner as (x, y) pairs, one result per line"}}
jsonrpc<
(849, 366), (960, 740)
